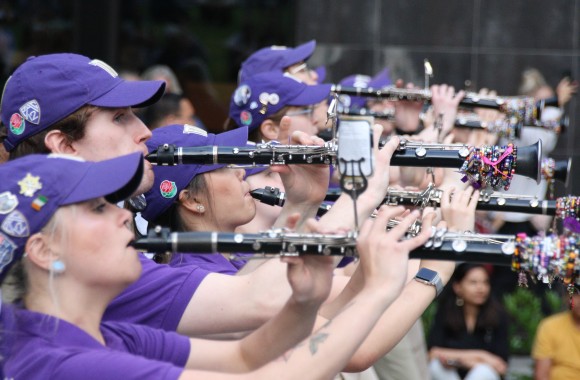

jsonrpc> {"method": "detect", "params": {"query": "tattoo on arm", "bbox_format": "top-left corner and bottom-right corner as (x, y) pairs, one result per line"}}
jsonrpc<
(309, 333), (329, 355)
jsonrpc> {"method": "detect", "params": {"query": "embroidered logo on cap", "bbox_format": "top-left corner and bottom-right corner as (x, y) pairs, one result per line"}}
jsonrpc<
(1, 211), (30, 238)
(270, 45), (289, 50)
(19, 100), (41, 125)
(88, 59), (119, 78)
(339, 95), (352, 108)
(0, 192), (18, 215)
(160, 180), (177, 199)
(31, 195), (48, 211)
(18, 173), (42, 197)
(234, 85), (252, 106)
(240, 111), (252, 126)
(183, 124), (208, 137)
(9, 113), (25, 135)
(0, 232), (16, 273)
(249, 101), (258, 110)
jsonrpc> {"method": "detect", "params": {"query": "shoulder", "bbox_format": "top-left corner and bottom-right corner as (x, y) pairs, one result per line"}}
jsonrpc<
(538, 311), (570, 330)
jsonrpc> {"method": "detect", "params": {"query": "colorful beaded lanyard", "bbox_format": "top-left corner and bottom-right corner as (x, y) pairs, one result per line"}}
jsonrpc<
(459, 143), (517, 192)
(556, 196), (580, 233)
(514, 233), (579, 307)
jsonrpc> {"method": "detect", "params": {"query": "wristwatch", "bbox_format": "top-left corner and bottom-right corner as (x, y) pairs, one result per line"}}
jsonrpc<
(414, 268), (444, 297)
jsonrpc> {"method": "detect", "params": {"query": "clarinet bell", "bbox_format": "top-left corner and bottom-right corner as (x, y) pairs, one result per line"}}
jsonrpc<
(516, 140), (542, 184)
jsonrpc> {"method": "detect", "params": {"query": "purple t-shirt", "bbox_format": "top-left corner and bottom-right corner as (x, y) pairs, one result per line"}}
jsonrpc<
(104, 254), (211, 331)
(169, 253), (245, 275)
(3, 307), (190, 380)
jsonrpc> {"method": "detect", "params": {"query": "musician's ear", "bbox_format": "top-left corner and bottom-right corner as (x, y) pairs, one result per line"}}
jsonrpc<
(179, 189), (205, 214)
(259, 119), (279, 141)
(45, 130), (77, 155)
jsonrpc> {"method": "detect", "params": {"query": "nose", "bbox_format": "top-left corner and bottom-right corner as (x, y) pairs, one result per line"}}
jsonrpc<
(136, 118), (153, 145)
(118, 206), (134, 227)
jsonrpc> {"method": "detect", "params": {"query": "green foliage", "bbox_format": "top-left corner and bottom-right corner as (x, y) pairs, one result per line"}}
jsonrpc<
(502, 286), (565, 355)
(503, 287), (542, 355)
(421, 301), (438, 338)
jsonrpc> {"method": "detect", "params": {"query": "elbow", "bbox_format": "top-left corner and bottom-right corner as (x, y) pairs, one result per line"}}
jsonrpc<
(341, 350), (381, 373)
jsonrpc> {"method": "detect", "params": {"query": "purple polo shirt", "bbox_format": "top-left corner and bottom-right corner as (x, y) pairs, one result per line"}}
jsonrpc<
(3, 307), (190, 380)
(169, 253), (247, 275)
(104, 254), (211, 331)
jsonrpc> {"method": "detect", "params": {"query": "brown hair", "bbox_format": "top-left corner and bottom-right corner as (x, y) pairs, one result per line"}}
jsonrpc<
(8, 105), (99, 160)
(224, 106), (291, 143)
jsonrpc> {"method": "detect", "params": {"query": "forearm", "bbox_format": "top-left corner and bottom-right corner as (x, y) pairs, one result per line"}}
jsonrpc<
(430, 347), (487, 363)
(253, 288), (396, 379)
(236, 299), (321, 371)
(342, 280), (444, 372)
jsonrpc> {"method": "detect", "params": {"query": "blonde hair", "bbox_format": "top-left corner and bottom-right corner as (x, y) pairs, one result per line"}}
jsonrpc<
(1, 206), (71, 304)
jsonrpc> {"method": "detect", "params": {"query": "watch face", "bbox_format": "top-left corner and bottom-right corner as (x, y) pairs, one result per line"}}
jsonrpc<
(417, 268), (437, 281)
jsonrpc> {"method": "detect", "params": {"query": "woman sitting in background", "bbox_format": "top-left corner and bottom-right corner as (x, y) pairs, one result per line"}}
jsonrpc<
(428, 264), (509, 380)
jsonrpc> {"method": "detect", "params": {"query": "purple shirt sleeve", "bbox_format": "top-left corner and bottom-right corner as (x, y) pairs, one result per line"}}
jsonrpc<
(103, 321), (191, 366)
(169, 253), (239, 275)
(51, 350), (185, 380)
(104, 254), (211, 331)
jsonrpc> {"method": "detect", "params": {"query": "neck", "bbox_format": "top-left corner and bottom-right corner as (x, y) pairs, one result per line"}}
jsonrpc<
(463, 303), (480, 318)
(25, 275), (119, 345)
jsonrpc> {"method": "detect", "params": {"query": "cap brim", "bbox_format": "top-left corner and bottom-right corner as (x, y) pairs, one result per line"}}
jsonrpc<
(63, 152), (144, 204)
(89, 80), (166, 108)
(284, 40), (316, 68)
(289, 83), (332, 107)
(369, 68), (392, 89)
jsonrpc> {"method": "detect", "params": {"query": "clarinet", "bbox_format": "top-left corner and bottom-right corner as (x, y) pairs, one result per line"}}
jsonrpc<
(133, 226), (358, 257)
(133, 227), (580, 288)
(145, 140), (542, 186)
(133, 227), (513, 266)
(330, 85), (558, 125)
(325, 186), (556, 215)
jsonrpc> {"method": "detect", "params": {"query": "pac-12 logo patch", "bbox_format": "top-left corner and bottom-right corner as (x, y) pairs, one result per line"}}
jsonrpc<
(19, 99), (41, 125)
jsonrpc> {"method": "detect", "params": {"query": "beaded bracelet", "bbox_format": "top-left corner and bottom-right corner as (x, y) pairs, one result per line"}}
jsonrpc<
(514, 233), (579, 307)
(459, 143), (517, 192)
(556, 196), (580, 233)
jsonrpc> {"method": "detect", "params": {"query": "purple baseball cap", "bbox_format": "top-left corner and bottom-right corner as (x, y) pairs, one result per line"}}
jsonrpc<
(239, 40), (316, 83)
(0, 152), (144, 282)
(229, 71), (331, 132)
(142, 124), (249, 222)
(338, 74), (373, 109)
(338, 68), (392, 110)
(1, 53), (166, 151)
